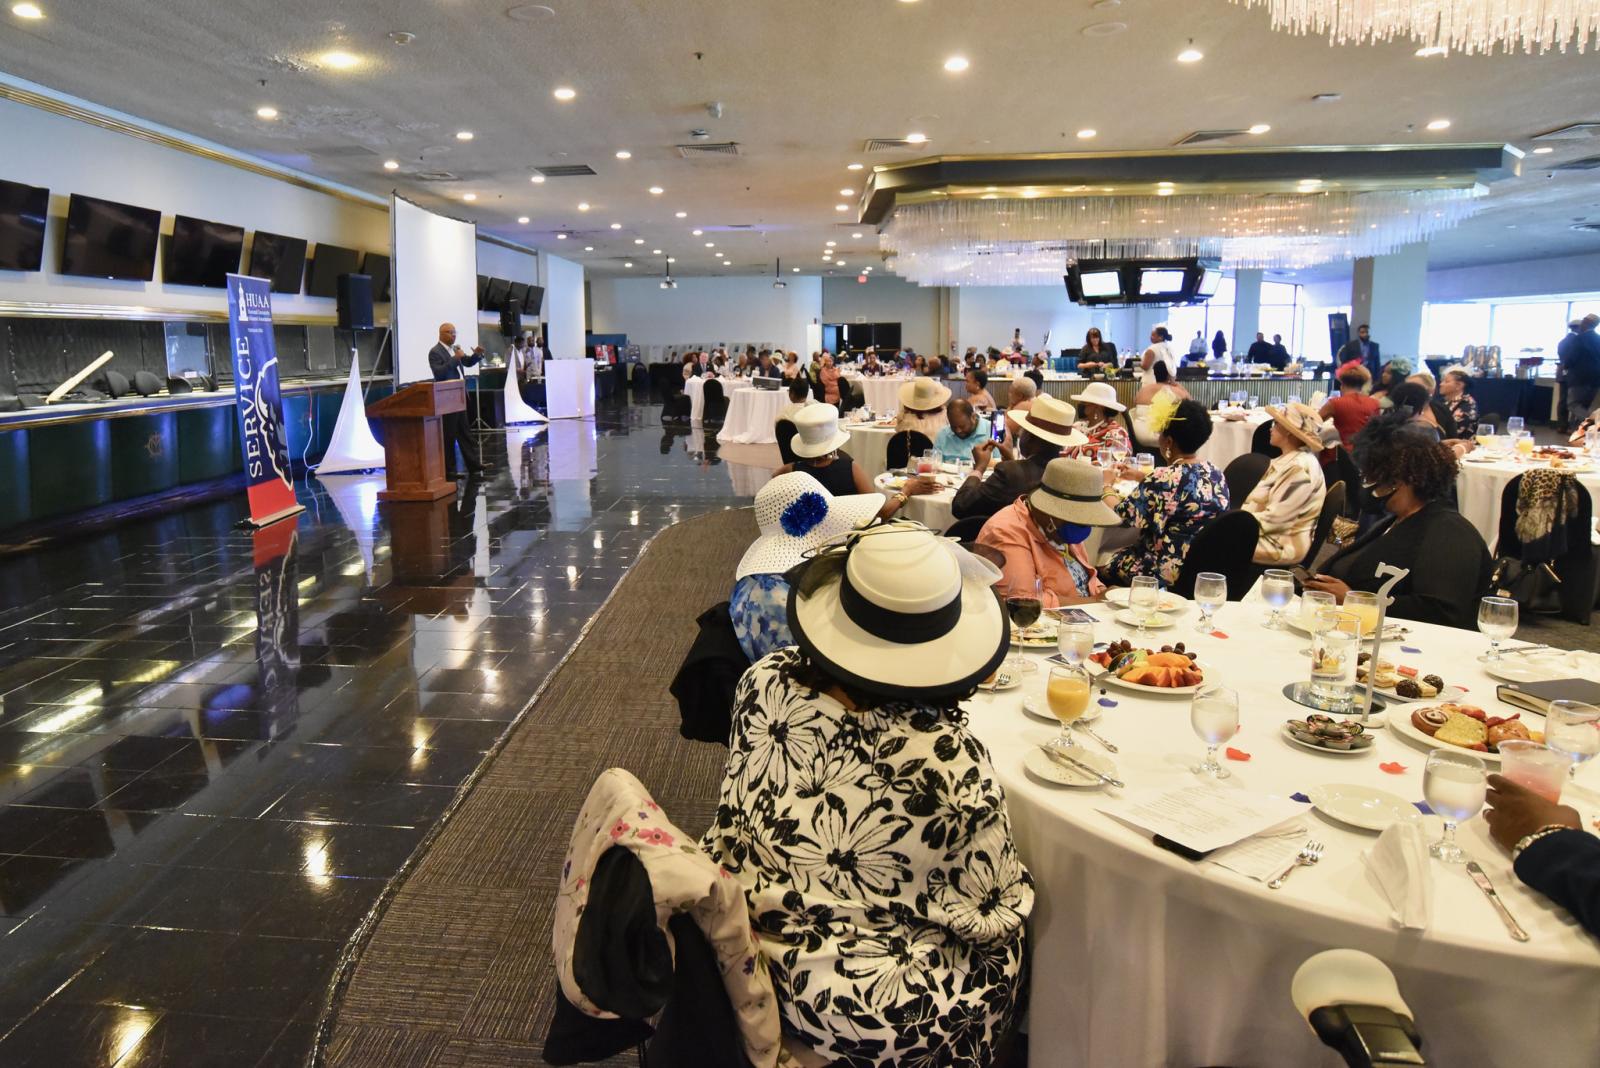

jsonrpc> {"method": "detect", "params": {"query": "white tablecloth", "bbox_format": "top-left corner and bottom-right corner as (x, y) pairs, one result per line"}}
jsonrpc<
(965, 599), (1600, 1068)
(1456, 456), (1600, 547)
(873, 470), (957, 533)
(846, 424), (898, 480)
(716, 388), (788, 445)
(685, 375), (752, 424)
(842, 373), (911, 415)
(1196, 410), (1271, 471)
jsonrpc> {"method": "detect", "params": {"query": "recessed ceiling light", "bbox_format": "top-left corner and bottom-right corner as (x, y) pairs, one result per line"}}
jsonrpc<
(852, 232), (863, 239)
(905, 132), (927, 144)
(652, 249), (662, 254)
(705, 241), (715, 247)
(675, 211), (687, 218)
(383, 159), (399, 170)
(12, 3), (43, 18)
(1076, 128), (1096, 139)
(456, 130), (474, 141)
(835, 204), (850, 212)
(610, 222), (622, 229)
(531, 174), (546, 183)
(256, 106), (279, 120)
(1415, 45), (1448, 57)
(624, 261), (633, 267)
(1426, 118), (1451, 130)
(1533, 146), (1554, 154)
(634, 238), (644, 244)
(792, 267), (800, 272)
(577, 201), (590, 211)
(847, 162), (864, 171)
(826, 241), (837, 247)
(836, 260), (846, 266)
(1247, 123), (1271, 135)
(839, 188), (856, 197)
(555, 232), (566, 238)
(553, 86), (577, 101)
(584, 245), (594, 251)
(648, 186), (664, 195)
(1176, 45), (1203, 63)
(517, 216), (530, 224)
(667, 256), (676, 263)
(715, 252), (723, 257)
(462, 193), (477, 201)
(692, 229), (704, 236)
(943, 56), (969, 72)
(319, 50), (362, 70)
(615, 149), (631, 159)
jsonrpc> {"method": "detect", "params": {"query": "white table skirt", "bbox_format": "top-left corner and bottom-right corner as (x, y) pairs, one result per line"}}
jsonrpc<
(842, 372), (913, 415)
(685, 375), (752, 424)
(964, 598), (1600, 1068)
(873, 471), (957, 533)
(716, 388), (787, 445)
(1455, 457), (1600, 548)
(847, 424), (897, 480)
(1196, 411), (1271, 472)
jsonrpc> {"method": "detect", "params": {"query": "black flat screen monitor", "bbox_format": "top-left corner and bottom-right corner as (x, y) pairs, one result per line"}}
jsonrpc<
(1079, 270), (1123, 299)
(505, 281), (530, 313)
(361, 252), (391, 301)
(307, 242), (361, 297)
(0, 178), (49, 271)
(483, 276), (510, 311)
(60, 193), (162, 281)
(1138, 268), (1188, 298)
(523, 284), (545, 314)
(476, 274), (490, 309)
(247, 231), (308, 294)
(164, 214), (244, 288)
(1196, 267), (1223, 298)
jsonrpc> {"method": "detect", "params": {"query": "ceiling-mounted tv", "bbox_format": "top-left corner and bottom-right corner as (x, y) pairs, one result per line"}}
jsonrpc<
(164, 214), (244, 288)
(505, 281), (530, 314)
(307, 242), (361, 297)
(1066, 257), (1220, 306)
(0, 178), (49, 271)
(60, 193), (162, 281)
(1078, 270), (1123, 300)
(476, 274), (490, 310)
(362, 252), (391, 301)
(483, 276), (511, 311)
(522, 284), (545, 315)
(246, 231), (308, 294)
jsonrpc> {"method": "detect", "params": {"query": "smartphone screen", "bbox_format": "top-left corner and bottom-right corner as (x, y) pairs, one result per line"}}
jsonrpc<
(990, 417), (1006, 443)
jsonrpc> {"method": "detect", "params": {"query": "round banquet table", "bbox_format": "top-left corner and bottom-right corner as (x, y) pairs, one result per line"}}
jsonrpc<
(1196, 409), (1271, 472)
(1455, 454), (1600, 546)
(684, 374), (752, 425)
(842, 373), (910, 415)
(846, 423), (897, 480)
(964, 597), (1600, 1068)
(873, 470), (957, 534)
(716, 387), (787, 445)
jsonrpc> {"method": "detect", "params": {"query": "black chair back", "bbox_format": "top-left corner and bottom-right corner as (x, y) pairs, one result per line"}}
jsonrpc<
(774, 419), (799, 466)
(701, 378), (728, 423)
(1495, 474), (1596, 623)
(885, 430), (933, 471)
(1301, 481), (1345, 567)
(1222, 453), (1271, 506)
(945, 515), (988, 543)
(1478, 411), (1506, 433)
(1250, 420), (1281, 458)
(1170, 511), (1261, 600)
(662, 394), (691, 423)
(1331, 447), (1362, 517)
(838, 379), (865, 414)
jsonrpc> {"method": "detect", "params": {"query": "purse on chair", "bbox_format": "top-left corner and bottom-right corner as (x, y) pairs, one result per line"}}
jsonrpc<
(1489, 557), (1563, 614)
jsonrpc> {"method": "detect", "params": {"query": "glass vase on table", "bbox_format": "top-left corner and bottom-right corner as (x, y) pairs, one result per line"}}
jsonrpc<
(1477, 596), (1518, 661)
(1308, 611), (1361, 712)
(1422, 750), (1486, 864)
(1004, 577), (1044, 675)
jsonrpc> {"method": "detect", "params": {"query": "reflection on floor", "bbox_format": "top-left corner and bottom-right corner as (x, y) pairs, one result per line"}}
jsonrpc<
(0, 401), (759, 1067)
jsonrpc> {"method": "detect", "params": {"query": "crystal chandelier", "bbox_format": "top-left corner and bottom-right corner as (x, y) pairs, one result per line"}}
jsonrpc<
(879, 188), (1483, 286)
(1231, 0), (1600, 54)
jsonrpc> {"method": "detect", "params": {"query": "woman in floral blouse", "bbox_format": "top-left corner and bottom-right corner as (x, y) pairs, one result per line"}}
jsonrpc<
(1101, 395), (1230, 586)
(704, 524), (1030, 1068)
(1438, 367), (1479, 440)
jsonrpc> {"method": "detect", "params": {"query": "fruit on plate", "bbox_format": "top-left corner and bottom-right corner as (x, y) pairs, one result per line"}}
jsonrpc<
(1090, 640), (1202, 687)
(1410, 703), (1532, 753)
(1287, 714), (1374, 751)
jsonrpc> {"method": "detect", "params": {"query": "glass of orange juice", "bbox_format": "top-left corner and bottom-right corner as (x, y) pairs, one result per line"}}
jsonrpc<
(1343, 591), (1380, 637)
(1475, 421), (1496, 450)
(1046, 665), (1092, 749)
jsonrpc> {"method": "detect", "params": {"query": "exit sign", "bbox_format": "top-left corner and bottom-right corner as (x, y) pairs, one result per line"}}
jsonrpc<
(857, 274), (867, 284)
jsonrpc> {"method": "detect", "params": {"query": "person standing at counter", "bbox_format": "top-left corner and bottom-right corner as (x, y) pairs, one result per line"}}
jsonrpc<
(1211, 329), (1228, 363)
(428, 322), (488, 478)
(1557, 313), (1600, 432)
(965, 368), (997, 413)
(1246, 332), (1275, 364)
(1140, 326), (1175, 389)
(1079, 328), (1117, 375)
(1188, 330), (1207, 361)
(1269, 334), (1291, 368)
(1338, 323), (1381, 377)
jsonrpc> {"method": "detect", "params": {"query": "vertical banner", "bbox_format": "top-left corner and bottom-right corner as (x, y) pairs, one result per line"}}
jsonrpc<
(252, 522), (301, 740)
(227, 273), (305, 527)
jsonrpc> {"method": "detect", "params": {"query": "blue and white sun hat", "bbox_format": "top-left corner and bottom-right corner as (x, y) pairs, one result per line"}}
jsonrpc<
(736, 472), (883, 580)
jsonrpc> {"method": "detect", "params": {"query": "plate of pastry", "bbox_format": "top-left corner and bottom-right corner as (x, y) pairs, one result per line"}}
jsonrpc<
(1386, 702), (1541, 762)
(1355, 655), (1466, 703)
(1086, 640), (1206, 695)
(1282, 715), (1377, 755)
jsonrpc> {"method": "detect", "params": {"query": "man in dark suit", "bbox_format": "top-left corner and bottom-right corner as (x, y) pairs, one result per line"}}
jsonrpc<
(1245, 332), (1275, 364)
(951, 394), (1082, 522)
(1268, 333), (1291, 369)
(1337, 323), (1380, 376)
(429, 322), (489, 478)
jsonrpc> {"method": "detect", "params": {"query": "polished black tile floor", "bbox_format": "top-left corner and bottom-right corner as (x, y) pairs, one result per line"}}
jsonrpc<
(0, 400), (763, 1067)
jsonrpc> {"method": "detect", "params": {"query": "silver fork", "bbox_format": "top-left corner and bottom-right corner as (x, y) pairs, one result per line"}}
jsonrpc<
(1267, 841), (1324, 890)
(1072, 720), (1119, 753)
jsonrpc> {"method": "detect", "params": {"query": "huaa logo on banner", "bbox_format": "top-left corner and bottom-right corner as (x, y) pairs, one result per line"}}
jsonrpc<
(226, 274), (304, 527)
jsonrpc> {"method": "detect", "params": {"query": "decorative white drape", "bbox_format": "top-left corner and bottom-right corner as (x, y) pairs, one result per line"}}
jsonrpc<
(1231, 0), (1599, 54)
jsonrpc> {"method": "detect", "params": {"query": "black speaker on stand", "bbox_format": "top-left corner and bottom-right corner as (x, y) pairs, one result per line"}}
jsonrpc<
(337, 273), (374, 331)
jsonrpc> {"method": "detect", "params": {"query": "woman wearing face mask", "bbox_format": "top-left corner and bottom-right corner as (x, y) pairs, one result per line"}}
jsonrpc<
(977, 458), (1120, 607)
(1303, 411), (1491, 629)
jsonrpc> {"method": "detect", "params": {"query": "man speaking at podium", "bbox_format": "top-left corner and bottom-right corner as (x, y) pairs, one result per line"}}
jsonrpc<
(429, 322), (489, 479)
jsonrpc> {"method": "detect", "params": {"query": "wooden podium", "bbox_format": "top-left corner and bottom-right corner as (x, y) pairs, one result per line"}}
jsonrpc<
(366, 380), (466, 502)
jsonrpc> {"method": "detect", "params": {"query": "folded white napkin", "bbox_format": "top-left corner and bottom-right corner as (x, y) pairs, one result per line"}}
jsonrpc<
(1364, 821), (1432, 929)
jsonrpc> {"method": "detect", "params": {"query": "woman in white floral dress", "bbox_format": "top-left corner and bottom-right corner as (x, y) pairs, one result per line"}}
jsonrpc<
(702, 523), (1032, 1068)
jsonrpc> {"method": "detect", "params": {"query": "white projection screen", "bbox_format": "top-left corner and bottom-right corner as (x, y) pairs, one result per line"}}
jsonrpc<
(392, 195), (479, 384)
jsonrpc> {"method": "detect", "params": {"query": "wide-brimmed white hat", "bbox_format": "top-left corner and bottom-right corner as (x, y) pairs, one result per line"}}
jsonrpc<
(737, 473), (883, 580)
(899, 377), (952, 412)
(1010, 394), (1088, 448)
(1028, 459), (1121, 525)
(788, 523), (1007, 699)
(1068, 380), (1126, 413)
(790, 404), (852, 458)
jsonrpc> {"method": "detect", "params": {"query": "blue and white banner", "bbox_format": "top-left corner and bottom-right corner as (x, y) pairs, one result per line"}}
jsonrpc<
(226, 273), (303, 526)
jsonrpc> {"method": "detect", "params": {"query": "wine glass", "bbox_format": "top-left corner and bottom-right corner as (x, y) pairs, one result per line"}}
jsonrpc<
(1193, 571), (1226, 634)
(1096, 447), (1116, 469)
(1515, 430), (1535, 462)
(1129, 575), (1159, 636)
(1422, 750), (1486, 863)
(1586, 428), (1600, 457)
(1475, 422), (1496, 450)
(1190, 684), (1239, 779)
(1111, 447), (1131, 470)
(1506, 416), (1525, 436)
(1477, 596), (1518, 661)
(1261, 569), (1294, 630)
(1057, 621), (1094, 667)
(1299, 589), (1337, 653)
(1046, 664), (1092, 750)
(1544, 700), (1600, 779)
(1343, 591), (1380, 639)
(1005, 578), (1044, 675)
(1247, 394), (1260, 409)
(1135, 454), (1156, 477)
(1269, 395), (1284, 409)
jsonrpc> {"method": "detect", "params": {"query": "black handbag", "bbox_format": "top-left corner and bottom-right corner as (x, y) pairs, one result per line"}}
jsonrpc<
(1490, 556), (1563, 614)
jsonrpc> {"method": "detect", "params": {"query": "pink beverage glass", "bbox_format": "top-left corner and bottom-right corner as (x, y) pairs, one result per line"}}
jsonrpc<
(1496, 740), (1568, 803)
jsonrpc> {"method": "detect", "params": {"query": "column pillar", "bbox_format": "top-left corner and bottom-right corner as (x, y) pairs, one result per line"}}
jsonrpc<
(1231, 268), (1264, 359)
(1350, 242), (1428, 366)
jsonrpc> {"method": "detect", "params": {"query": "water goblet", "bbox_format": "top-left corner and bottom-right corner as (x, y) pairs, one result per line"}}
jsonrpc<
(1056, 622), (1094, 668)
(1193, 572), (1226, 635)
(1191, 684), (1239, 779)
(1422, 750), (1486, 863)
(1261, 569), (1294, 630)
(1476, 596), (1518, 661)
(1129, 576), (1159, 636)
(1543, 701), (1600, 780)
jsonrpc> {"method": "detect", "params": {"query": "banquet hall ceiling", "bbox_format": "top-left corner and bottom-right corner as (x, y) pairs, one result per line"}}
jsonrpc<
(0, 0), (1596, 284)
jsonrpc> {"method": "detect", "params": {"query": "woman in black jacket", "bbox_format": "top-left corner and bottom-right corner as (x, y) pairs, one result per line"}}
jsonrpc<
(1304, 412), (1491, 629)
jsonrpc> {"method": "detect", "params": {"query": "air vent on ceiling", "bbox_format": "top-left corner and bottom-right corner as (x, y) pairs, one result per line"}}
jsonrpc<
(1175, 129), (1249, 146)
(865, 138), (926, 152)
(1572, 221), (1600, 233)
(534, 164), (598, 178)
(721, 224), (756, 230)
(676, 142), (741, 157)
(1533, 123), (1600, 142)
(1553, 155), (1600, 171)
(307, 144), (384, 159)
(413, 171), (460, 182)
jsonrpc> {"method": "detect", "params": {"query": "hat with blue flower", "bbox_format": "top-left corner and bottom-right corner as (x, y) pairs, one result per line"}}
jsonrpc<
(736, 472), (883, 580)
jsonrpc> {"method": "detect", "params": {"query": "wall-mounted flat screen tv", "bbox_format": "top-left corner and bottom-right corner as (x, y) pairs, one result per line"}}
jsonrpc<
(0, 178), (49, 271)
(1078, 270), (1123, 299)
(522, 284), (545, 315)
(247, 231), (308, 294)
(476, 274), (490, 309)
(164, 214), (244, 288)
(483, 276), (511, 311)
(505, 281), (530, 314)
(361, 252), (391, 301)
(307, 242), (361, 298)
(60, 193), (162, 281)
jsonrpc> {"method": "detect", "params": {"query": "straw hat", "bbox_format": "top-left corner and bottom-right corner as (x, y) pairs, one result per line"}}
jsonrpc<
(1028, 459), (1121, 525)
(1068, 380), (1126, 413)
(1010, 394), (1089, 448)
(737, 472), (883, 580)
(787, 523), (1007, 700)
(1265, 402), (1327, 452)
(898, 376), (952, 412)
(790, 404), (852, 459)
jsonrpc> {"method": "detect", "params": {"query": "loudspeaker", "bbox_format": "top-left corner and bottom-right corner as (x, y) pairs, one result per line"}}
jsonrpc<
(337, 272), (374, 330)
(93, 370), (131, 399)
(132, 370), (165, 397)
(499, 303), (522, 339)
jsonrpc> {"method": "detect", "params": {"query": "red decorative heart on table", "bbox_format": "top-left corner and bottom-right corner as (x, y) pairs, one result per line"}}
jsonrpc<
(1210, 630), (1229, 639)
(1379, 761), (1408, 774)
(1224, 747), (1251, 762)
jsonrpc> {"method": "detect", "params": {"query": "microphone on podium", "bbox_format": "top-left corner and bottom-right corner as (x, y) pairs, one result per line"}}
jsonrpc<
(1291, 950), (1425, 1066)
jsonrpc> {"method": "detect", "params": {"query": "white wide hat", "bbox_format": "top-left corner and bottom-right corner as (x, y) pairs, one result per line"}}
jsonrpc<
(788, 523), (1008, 700)
(790, 404), (852, 459)
(1068, 380), (1127, 413)
(1010, 393), (1089, 449)
(737, 472), (883, 580)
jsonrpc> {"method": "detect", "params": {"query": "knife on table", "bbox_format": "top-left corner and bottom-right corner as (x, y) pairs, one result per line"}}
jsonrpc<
(1466, 861), (1530, 942)
(1038, 744), (1124, 788)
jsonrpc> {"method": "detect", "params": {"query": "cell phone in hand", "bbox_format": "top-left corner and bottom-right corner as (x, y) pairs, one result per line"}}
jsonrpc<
(990, 417), (1006, 443)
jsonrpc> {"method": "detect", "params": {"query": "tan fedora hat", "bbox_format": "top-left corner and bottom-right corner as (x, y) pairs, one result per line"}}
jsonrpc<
(898, 376), (952, 412)
(1028, 459), (1121, 526)
(1011, 394), (1088, 448)
(1265, 402), (1326, 452)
